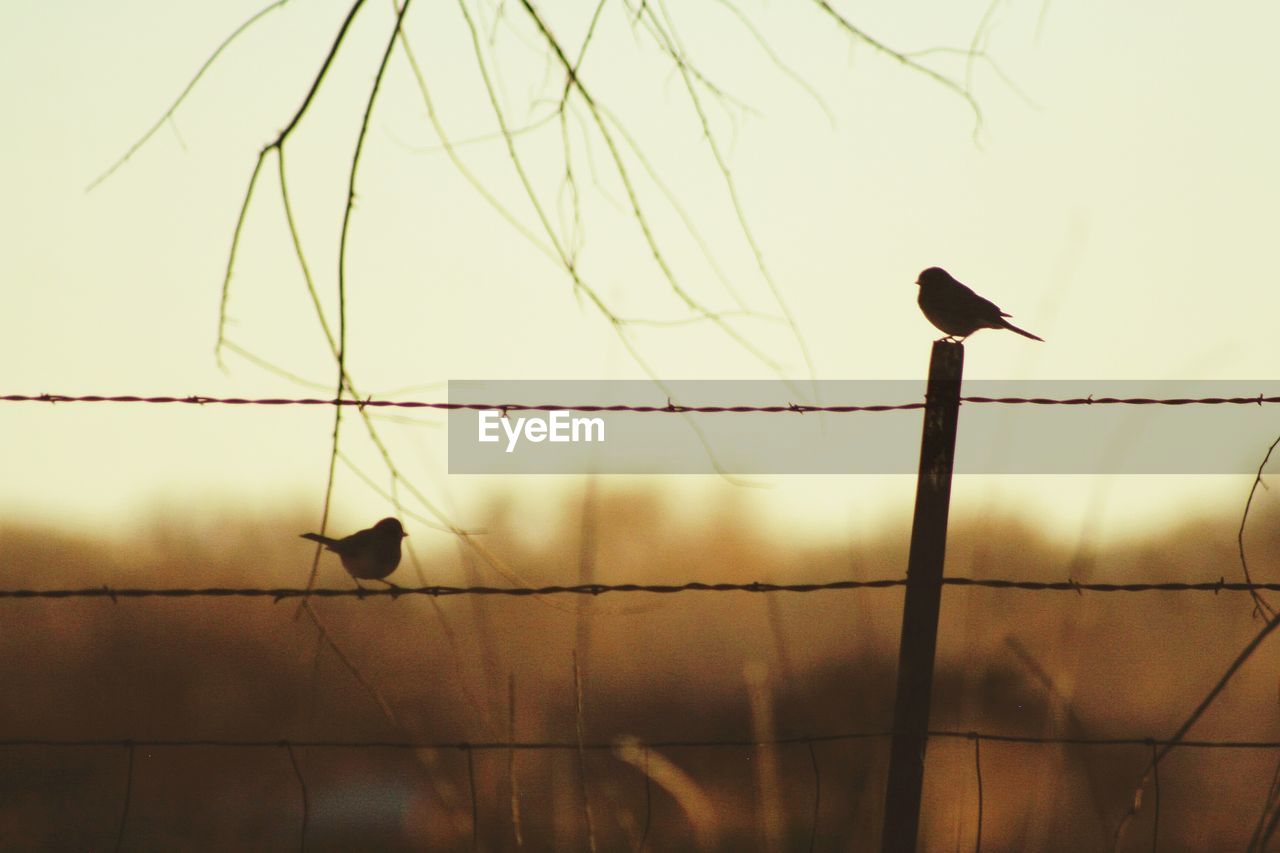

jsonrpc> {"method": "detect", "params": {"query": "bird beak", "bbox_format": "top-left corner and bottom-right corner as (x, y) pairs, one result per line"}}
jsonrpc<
(402, 531), (409, 538)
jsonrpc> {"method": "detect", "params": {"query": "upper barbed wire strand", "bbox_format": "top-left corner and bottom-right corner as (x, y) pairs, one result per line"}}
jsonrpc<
(2, 393), (1278, 412)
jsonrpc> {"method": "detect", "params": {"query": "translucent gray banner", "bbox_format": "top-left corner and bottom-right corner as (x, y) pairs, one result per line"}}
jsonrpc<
(446, 380), (1280, 474)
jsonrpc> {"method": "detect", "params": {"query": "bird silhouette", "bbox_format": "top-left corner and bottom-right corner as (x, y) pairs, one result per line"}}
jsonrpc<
(916, 267), (1043, 342)
(300, 517), (407, 582)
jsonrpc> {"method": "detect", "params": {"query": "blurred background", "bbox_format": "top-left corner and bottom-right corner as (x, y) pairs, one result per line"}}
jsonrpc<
(3, 0), (1280, 848)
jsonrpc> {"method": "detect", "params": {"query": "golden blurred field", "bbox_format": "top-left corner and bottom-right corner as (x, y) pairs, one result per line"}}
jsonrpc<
(2, 492), (1279, 851)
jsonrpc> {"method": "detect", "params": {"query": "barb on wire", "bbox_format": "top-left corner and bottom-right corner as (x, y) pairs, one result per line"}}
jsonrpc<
(502, 0), (802, 387)
(507, 673), (524, 847)
(216, 0), (370, 363)
(1250, 749), (1280, 851)
(7, 577), (1280, 600)
(624, 0), (821, 390)
(961, 394), (1280, 407)
(1258, 766), (1280, 851)
(810, 0), (982, 132)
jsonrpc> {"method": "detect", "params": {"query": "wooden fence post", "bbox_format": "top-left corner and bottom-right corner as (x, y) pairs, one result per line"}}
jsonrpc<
(881, 339), (965, 852)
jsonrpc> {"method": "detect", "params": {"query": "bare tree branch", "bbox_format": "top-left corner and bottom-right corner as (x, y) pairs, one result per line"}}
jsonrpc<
(88, 0), (294, 192)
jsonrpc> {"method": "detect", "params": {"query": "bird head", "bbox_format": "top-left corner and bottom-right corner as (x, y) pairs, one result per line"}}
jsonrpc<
(374, 517), (408, 538)
(916, 267), (951, 287)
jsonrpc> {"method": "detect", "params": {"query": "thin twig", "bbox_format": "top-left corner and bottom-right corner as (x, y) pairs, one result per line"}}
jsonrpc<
(284, 741), (310, 853)
(330, 1), (417, 567)
(88, 0), (293, 191)
(394, 13), (560, 262)
(1238, 433), (1280, 618)
(466, 745), (480, 850)
(113, 741), (135, 853)
(1113, 610), (1280, 849)
(216, 0), (371, 362)
(215, 153), (266, 369)
(573, 652), (599, 852)
(973, 734), (984, 853)
(808, 739), (822, 853)
(810, 0), (982, 132)
(220, 338), (333, 391)
(277, 152), (349, 611)
(1149, 741), (1159, 853)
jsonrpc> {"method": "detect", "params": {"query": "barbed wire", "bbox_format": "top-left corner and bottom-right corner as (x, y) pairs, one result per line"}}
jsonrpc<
(10, 727), (1255, 851)
(3, 730), (1277, 750)
(6, 388), (1278, 848)
(3, 392), (1279, 413)
(0, 577), (1274, 600)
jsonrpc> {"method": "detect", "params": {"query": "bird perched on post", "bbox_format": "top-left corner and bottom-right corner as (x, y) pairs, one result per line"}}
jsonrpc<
(300, 517), (407, 583)
(916, 267), (1043, 342)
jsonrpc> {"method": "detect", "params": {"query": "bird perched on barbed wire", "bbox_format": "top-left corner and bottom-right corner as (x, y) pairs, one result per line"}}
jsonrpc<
(916, 267), (1044, 342)
(300, 517), (407, 583)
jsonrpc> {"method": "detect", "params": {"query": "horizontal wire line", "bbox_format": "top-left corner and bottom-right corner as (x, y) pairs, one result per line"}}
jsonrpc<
(0, 578), (1274, 600)
(3, 393), (1279, 413)
(2, 732), (1278, 750)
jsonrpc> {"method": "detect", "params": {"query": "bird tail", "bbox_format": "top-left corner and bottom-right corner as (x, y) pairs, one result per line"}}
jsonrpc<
(999, 319), (1044, 342)
(300, 532), (336, 547)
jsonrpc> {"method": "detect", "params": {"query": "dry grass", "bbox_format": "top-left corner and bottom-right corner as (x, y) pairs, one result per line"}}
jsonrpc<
(1, 493), (1278, 850)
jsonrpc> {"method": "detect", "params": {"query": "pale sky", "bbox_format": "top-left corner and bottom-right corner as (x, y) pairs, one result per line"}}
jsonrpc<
(3, 0), (1278, 552)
